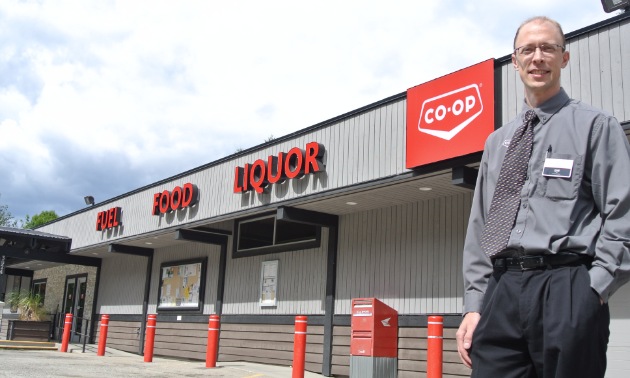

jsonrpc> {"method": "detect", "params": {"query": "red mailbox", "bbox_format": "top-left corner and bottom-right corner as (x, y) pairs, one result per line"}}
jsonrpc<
(350, 298), (398, 358)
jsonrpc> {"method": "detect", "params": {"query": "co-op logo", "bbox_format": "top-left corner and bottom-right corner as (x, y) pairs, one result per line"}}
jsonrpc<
(418, 84), (483, 140)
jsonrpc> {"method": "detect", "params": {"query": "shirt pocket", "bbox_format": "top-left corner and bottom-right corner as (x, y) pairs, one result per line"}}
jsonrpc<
(543, 153), (583, 201)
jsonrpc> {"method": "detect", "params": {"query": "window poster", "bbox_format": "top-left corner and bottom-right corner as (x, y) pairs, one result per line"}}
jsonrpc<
(260, 260), (279, 307)
(158, 260), (204, 310)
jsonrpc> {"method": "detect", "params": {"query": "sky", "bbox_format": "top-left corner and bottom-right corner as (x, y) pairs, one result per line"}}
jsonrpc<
(0, 0), (616, 221)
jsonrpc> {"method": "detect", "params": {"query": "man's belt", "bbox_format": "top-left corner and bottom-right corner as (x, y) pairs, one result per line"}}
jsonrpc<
(492, 253), (591, 271)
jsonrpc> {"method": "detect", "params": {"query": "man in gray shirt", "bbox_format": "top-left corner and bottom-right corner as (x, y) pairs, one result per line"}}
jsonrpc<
(456, 16), (630, 377)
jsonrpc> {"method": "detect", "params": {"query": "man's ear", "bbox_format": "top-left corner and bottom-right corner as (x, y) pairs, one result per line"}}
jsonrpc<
(561, 50), (570, 69)
(512, 53), (520, 71)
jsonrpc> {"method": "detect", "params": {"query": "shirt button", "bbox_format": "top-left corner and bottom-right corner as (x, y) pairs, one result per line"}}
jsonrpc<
(523, 203), (528, 208)
(517, 230), (522, 234)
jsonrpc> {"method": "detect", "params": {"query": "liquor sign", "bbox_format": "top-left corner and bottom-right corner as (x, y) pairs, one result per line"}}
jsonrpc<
(234, 142), (325, 194)
(152, 183), (199, 215)
(406, 59), (494, 168)
(96, 207), (121, 231)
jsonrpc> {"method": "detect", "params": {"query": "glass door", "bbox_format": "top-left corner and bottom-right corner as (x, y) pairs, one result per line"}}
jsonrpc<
(62, 275), (88, 343)
(73, 277), (87, 342)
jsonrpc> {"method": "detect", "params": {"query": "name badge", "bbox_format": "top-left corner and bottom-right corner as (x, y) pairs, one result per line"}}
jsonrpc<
(543, 158), (573, 178)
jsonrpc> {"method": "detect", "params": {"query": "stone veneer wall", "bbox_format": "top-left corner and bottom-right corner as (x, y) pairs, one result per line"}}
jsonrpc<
(33, 265), (98, 320)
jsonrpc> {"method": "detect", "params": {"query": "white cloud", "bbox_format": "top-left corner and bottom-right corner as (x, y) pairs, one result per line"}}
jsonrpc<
(0, 0), (614, 219)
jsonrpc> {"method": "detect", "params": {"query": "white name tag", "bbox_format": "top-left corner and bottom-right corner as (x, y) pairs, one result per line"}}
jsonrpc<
(543, 158), (573, 178)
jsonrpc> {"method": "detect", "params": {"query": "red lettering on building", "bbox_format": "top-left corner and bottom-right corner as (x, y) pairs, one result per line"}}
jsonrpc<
(234, 142), (325, 194)
(152, 183), (199, 215)
(96, 207), (121, 231)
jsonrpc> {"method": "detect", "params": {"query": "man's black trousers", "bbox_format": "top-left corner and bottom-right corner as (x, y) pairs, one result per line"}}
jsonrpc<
(470, 264), (610, 378)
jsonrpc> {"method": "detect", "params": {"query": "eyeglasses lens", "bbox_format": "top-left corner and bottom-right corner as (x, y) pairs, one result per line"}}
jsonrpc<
(518, 44), (560, 56)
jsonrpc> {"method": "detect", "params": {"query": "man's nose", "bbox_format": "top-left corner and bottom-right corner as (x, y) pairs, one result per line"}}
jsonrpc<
(532, 47), (545, 63)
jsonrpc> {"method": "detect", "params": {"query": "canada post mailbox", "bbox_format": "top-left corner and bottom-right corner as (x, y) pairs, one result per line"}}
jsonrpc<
(351, 298), (398, 357)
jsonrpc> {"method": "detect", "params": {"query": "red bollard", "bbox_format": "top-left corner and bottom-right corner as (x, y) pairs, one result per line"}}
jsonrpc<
(206, 315), (220, 368)
(143, 314), (157, 362)
(97, 315), (109, 356)
(60, 313), (73, 352)
(292, 316), (307, 378)
(427, 315), (443, 378)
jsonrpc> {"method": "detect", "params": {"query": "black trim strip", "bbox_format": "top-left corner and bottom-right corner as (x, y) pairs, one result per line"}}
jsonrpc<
(99, 313), (462, 327)
(333, 314), (462, 328)
(139, 252), (153, 355)
(221, 314), (325, 326)
(322, 221), (339, 377)
(105, 314), (143, 322)
(4, 268), (34, 277)
(90, 265), (101, 344)
(175, 229), (229, 246)
(108, 244), (153, 257)
(0, 246), (101, 267)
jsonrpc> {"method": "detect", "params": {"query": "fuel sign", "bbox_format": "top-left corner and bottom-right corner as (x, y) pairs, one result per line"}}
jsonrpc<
(406, 59), (494, 168)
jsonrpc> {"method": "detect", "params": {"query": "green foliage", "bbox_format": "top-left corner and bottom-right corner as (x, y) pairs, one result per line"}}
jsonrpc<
(23, 210), (59, 229)
(0, 194), (58, 229)
(264, 134), (275, 143)
(235, 148), (244, 153)
(7, 291), (47, 321)
(0, 194), (18, 227)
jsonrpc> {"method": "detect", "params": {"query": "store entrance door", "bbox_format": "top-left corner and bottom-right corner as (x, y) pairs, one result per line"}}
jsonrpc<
(62, 274), (88, 343)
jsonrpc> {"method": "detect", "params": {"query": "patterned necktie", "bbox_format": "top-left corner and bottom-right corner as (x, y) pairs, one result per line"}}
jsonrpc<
(480, 110), (538, 257)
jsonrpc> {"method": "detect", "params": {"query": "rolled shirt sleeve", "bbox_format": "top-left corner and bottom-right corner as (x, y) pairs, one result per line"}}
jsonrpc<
(588, 115), (630, 303)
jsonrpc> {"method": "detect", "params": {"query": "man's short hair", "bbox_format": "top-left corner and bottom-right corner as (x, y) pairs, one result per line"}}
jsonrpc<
(513, 16), (566, 49)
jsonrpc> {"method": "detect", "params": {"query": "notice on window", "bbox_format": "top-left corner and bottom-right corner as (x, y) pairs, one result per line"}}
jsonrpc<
(260, 260), (279, 307)
(159, 261), (203, 309)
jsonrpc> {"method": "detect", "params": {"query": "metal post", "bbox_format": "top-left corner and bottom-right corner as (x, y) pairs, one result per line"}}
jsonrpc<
(60, 313), (73, 352)
(97, 314), (109, 356)
(292, 316), (308, 378)
(143, 314), (157, 362)
(427, 315), (443, 378)
(206, 315), (220, 368)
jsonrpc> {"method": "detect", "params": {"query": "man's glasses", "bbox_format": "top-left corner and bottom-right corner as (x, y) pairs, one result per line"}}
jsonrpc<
(514, 43), (566, 57)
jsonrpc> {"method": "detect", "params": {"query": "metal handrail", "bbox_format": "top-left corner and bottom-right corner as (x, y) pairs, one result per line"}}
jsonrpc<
(54, 314), (92, 353)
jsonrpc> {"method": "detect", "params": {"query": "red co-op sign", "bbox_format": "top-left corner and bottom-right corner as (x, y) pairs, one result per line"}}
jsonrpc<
(234, 142), (325, 194)
(406, 59), (494, 168)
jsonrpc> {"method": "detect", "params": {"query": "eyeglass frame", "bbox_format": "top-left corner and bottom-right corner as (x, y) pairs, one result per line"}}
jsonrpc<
(513, 43), (566, 57)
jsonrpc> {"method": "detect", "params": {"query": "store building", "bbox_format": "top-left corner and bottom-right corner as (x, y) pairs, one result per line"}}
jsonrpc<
(2, 13), (630, 378)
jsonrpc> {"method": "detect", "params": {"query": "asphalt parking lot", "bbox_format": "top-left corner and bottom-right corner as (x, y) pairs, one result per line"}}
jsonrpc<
(0, 349), (305, 378)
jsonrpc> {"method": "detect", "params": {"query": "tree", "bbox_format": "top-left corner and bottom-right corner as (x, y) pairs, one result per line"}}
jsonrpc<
(0, 194), (18, 227)
(22, 211), (59, 229)
(264, 135), (275, 143)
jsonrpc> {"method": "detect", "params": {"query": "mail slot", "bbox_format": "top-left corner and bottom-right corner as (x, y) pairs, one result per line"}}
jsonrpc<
(350, 298), (398, 357)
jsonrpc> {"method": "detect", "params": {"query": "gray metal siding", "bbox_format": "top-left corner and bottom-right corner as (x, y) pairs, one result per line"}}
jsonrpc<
(37, 98), (408, 250)
(97, 254), (147, 314)
(335, 193), (472, 315)
(147, 242), (222, 315)
(222, 228), (328, 315)
(503, 19), (630, 124)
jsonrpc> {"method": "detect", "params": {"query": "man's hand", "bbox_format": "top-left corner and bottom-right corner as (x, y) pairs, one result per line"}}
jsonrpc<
(456, 312), (481, 369)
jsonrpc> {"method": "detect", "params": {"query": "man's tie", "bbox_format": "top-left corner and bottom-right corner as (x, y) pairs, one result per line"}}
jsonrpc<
(480, 110), (538, 257)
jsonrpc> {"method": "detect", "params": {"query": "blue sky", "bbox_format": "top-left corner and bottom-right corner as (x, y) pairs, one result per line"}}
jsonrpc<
(0, 0), (616, 221)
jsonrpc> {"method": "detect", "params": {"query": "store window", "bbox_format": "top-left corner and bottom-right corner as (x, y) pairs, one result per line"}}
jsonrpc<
(233, 212), (321, 257)
(32, 279), (47, 304)
(157, 257), (206, 313)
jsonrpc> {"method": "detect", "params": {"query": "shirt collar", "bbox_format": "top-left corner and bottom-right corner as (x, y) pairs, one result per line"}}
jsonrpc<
(520, 88), (571, 125)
